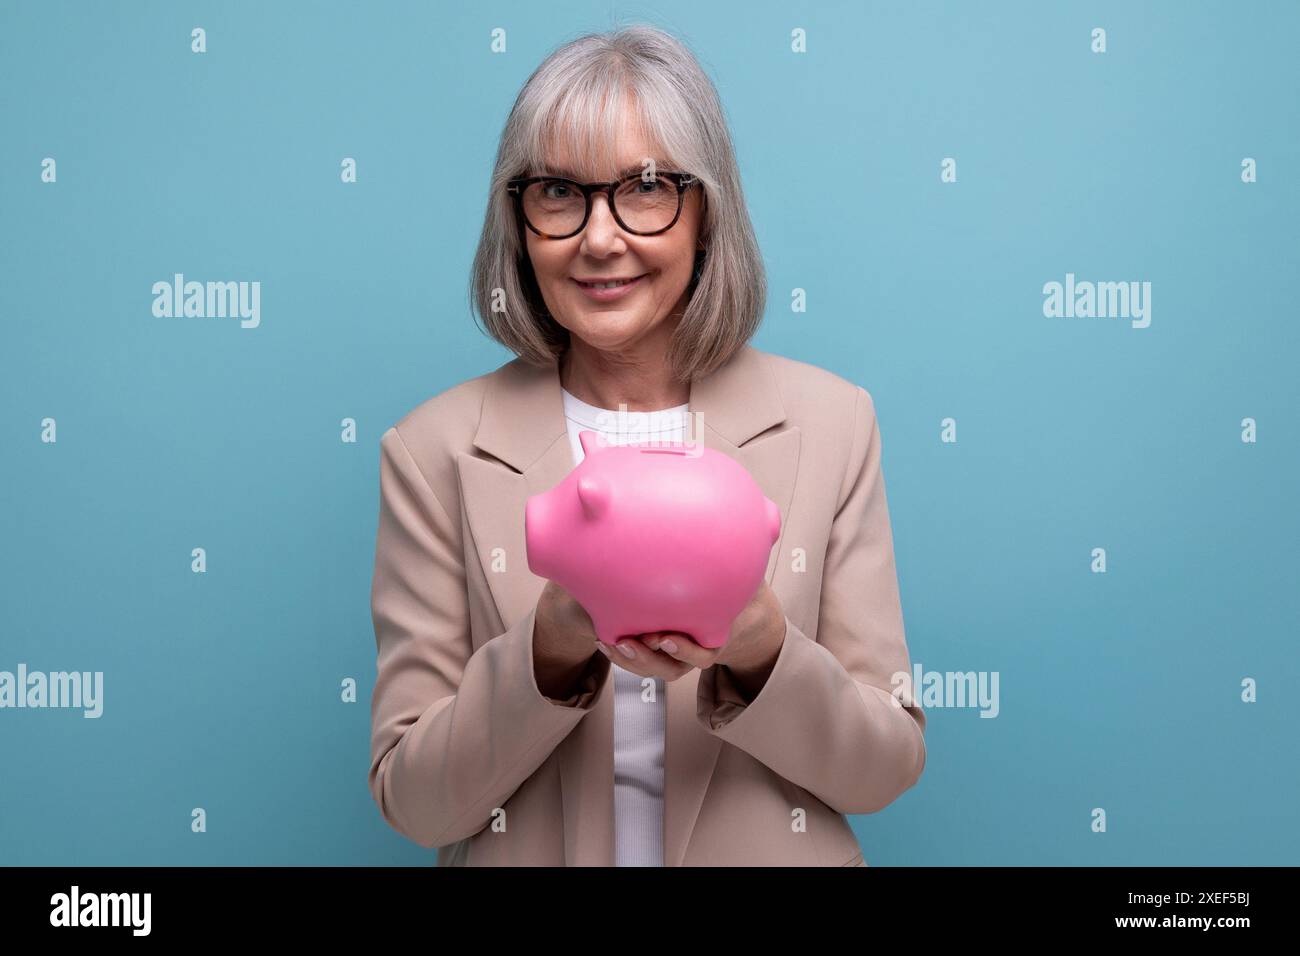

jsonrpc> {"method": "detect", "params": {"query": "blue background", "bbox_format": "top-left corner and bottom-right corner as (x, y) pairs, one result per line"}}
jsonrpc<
(2, 0), (1296, 865)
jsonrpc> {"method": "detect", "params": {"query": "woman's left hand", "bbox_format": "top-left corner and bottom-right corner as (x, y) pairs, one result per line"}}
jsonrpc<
(597, 581), (787, 687)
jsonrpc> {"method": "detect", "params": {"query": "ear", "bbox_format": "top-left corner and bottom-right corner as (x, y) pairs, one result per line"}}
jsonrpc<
(578, 429), (602, 458)
(576, 476), (609, 521)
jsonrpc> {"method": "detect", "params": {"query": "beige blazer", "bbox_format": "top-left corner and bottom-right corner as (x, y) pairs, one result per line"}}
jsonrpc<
(367, 343), (927, 866)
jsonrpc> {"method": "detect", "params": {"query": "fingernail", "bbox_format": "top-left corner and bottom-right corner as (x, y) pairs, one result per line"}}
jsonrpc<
(596, 643), (612, 656)
(617, 642), (636, 659)
(660, 638), (678, 654)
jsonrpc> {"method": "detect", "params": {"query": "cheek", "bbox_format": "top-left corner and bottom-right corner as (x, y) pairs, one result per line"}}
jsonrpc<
(527, 240), (569, 281)
(656, 245), (696, 288)
(644, 239), (693, 276)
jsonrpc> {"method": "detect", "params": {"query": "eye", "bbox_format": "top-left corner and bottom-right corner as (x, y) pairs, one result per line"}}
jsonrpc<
(542, 181), (573, 199)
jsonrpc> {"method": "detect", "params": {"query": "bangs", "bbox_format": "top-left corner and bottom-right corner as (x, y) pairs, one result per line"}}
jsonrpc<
(520, 74), (686, 182)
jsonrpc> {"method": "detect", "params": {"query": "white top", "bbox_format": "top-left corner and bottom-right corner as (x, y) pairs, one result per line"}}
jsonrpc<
(561, 385), (691, 867)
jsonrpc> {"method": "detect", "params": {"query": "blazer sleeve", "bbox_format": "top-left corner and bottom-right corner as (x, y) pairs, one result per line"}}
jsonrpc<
(368, 425), (612, 849)
(695, 386), (927, 815)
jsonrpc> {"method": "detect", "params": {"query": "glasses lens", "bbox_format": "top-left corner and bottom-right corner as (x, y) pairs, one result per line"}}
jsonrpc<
(521, 179), (586, 236)
(614, 175), (680, 233)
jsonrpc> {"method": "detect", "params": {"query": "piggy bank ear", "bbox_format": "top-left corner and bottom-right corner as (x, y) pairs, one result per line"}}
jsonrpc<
(578, 429), (602, 458)
(576, 475), (610, 520)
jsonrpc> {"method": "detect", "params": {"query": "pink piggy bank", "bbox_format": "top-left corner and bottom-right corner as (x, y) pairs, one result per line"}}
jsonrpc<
(525, 429), (781, 649)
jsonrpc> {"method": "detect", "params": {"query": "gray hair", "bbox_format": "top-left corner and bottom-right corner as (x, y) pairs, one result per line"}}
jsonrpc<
(468, 24), (766, 382)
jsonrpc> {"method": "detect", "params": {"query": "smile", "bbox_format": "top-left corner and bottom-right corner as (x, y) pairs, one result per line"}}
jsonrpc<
(571, 273), (649, 301)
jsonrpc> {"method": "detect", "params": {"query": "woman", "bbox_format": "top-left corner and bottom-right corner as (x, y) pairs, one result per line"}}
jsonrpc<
(368, 25), (926, 867)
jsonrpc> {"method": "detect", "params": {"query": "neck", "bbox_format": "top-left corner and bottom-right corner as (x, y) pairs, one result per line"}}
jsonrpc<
(560, 334), (689, 412)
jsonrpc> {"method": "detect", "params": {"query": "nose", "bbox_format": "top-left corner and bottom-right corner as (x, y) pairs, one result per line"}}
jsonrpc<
(580, 194), (624, 252)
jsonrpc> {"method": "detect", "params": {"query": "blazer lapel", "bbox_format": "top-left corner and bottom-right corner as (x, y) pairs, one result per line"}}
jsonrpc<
(458, 357), (615, 867)
(457, 345), (800, 866)
(457, 365), (573, 636)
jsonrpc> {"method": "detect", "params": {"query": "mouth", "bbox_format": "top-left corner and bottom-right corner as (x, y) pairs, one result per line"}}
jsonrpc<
(571, 272), (649, 301)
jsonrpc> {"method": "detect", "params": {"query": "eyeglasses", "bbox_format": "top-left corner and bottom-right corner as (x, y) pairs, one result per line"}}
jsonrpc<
(506, 171), (698, 239)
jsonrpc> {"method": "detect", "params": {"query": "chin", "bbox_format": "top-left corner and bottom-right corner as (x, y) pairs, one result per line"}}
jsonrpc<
(571, 324), (650, 351)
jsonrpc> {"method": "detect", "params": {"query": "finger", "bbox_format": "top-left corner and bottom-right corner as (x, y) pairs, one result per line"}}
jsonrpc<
(607, 638), (693, 681)
(633, 634), (696, 678)
(642, 632), (716, 669)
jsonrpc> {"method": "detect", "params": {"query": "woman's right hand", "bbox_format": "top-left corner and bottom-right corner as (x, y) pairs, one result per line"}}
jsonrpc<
(534, 582), (696, 692)
(532, 580), (605, 700)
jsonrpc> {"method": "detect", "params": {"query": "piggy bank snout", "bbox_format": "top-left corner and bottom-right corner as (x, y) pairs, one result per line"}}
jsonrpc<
(524, 493), (554, 577)
(765, 497), (781, 545)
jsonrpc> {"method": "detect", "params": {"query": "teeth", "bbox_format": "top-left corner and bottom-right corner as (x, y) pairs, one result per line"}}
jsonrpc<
(581, 277), (638, 289)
